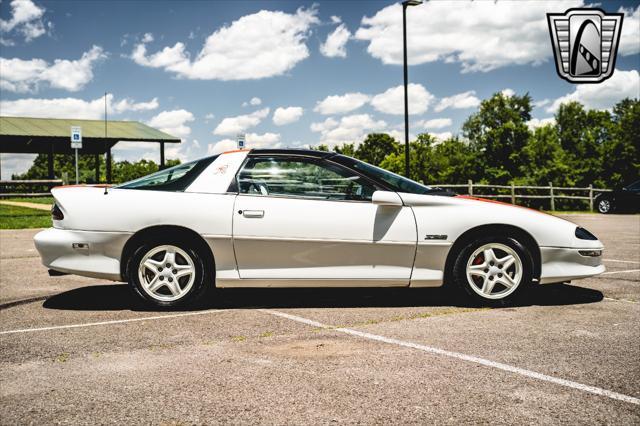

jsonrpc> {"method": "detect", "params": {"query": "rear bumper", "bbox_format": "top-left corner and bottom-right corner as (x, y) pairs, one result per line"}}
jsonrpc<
(539, 246), (605, 284)
(34, 228), (131, 281)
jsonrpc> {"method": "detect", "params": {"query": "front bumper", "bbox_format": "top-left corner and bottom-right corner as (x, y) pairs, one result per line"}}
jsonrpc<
(539, 246), (605, 284)
(34, 228), (131, 281)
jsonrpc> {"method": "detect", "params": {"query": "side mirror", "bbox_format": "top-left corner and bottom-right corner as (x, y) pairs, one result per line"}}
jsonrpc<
(372, 190), (403, 207)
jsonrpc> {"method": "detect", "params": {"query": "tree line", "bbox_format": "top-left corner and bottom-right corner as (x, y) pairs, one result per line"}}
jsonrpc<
(316, 93), (639, 189)
(14, 155), (180, 184)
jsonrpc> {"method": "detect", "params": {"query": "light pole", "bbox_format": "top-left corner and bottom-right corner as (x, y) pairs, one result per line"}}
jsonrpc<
(402, 0), (422, 178)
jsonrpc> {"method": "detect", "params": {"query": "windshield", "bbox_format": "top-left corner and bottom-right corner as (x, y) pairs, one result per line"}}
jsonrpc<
(117, 156), (218, 191)
(627, 180), (640, 191)
(333, 155), (436, 195)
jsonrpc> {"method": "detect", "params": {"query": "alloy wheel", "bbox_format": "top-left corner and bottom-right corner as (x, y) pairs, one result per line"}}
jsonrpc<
(465, 243), (523, 300)
(598, 199), (610, 213)
(138, 245), (196, 302)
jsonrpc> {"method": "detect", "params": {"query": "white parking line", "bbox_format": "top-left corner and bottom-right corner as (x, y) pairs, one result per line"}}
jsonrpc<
(259, 309), (640, 406)
(0, 309), (226, 335)
(604, 259), (640, 265)
(601, 269), (640, 275)
(603, 297), (637, 304)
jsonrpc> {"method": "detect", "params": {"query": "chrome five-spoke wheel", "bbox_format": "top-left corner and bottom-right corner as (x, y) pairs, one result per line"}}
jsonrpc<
(138, 245), (196, 302)
(465, 243), (523, 300)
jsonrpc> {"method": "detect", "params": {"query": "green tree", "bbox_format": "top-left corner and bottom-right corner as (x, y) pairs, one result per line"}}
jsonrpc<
(431, 136), (477, 184)
(355, 133), (400, 166)
(14, 154), (180, 184)
(379, 134), (436, 183)
(462, 92), (533, 184)
(517, 124), (573, 186)
(334, 143), (357, 157)
(555, 101), (614, 187)
(604, 98), (640, 186)
(14, 153), (104, 183)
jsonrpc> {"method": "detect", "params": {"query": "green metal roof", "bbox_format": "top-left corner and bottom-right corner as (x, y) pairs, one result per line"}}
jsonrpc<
(0, 116), (180, 142)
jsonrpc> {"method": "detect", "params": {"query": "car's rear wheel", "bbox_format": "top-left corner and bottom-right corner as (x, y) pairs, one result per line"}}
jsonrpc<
(597, 197), (613, 214)
(452, 236), (533, 306)
(128, 240), (209, 308)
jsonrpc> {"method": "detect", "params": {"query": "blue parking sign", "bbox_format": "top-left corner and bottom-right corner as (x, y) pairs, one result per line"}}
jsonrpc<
(71, 126), (82, 149)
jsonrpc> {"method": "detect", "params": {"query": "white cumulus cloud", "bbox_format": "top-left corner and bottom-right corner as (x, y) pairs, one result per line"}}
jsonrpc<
(527, 117), (556, 130)
(0, 0), (50, 43)
(314, 92), (370, 115)
(213, 108), (270, 136)
(619, 6), (640, 56)
(501, 88), (515, 98)
(434, 90), (481, 112)
(112, 97), (159, 113)
(370, 83), (434, 115)
(242, 97), (262, 107)
(320, 23), (351, 58)
(147, 109), (195, 139)
(310, 113), (387, 147)
(355, 0), (582, 72)
(546, 69), (640, 113)
(0, 46), (106, 93)
(208, 132), (281, 154)
(130, 7), (319, 80)
(0, 94), (160, 119)
(429, 131), (453, 141)
(273, 106), (304, 126)
(416, 118), (452, 130)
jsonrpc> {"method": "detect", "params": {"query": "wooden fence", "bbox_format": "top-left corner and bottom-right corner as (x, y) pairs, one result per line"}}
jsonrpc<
(434, 180), (610, 212)
(0, 180), (63, 198)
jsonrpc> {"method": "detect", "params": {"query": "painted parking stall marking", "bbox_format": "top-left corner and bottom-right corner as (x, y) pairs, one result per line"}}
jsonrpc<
(259, 309), (640, 406)
(601, 269), (640, 275)
(0, 309), (226, 335)
(604, 259), (640, 265)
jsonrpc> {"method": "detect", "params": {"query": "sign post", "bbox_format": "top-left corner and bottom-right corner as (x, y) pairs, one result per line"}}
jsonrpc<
(70, 126), (82, 184)
(236, 133), (245, 150)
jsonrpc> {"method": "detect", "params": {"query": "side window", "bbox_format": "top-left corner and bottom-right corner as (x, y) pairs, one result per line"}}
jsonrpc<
(237, 156), (376, 201)
(117, 156), (217, 192)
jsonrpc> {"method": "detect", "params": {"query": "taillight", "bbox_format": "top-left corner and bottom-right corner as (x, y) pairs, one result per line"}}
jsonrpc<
(51, 203), (64, 221)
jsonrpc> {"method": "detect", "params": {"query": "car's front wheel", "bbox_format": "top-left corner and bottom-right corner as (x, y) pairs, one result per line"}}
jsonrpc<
(128, 240), (209, 308)
(452, 236), (533, 306)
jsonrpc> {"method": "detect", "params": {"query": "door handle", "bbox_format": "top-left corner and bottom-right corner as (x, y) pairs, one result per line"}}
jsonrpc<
(242, 210), (264, 218)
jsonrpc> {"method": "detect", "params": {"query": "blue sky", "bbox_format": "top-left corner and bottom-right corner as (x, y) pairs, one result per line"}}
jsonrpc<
(1, 0), (639, 178)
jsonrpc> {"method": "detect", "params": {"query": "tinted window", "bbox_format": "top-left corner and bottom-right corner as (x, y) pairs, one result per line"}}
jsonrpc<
(627, 180), (640, 191)
(238, 156), (376, 201)
(334, 155), (435, 195)
(117, 156), (217, 191)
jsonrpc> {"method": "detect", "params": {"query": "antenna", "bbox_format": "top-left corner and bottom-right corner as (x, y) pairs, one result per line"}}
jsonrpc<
(104, 92), (109, 195)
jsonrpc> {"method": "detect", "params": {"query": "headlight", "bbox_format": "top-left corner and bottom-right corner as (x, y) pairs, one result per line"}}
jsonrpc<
(575, 227), (598, 241)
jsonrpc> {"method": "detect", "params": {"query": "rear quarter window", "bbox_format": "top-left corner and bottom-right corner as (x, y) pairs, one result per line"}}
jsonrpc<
(117, 156), (218, 191)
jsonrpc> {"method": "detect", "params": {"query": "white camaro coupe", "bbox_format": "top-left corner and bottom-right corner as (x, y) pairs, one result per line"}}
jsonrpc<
(35, 149), (605, 307)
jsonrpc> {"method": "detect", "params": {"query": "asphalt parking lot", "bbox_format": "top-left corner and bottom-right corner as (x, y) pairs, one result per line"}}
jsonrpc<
(1, 214), (638, 424)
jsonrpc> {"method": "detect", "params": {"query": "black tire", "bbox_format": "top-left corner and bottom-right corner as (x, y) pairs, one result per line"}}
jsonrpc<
(127, 237), (211, 308)
(451, 235), (534, 306)
(596, 196), (614, 214)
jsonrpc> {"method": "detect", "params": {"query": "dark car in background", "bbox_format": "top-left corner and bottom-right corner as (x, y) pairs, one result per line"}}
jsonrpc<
(596, 180), (640, 214)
